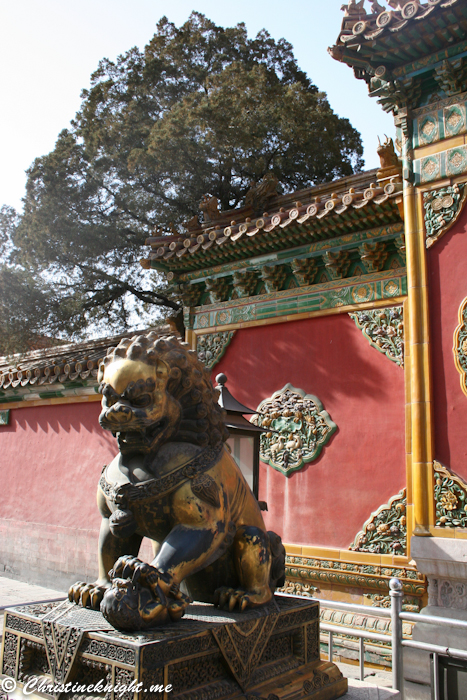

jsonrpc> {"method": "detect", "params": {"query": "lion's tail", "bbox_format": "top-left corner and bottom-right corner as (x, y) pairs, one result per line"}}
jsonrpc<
(268, 530), (286, 591)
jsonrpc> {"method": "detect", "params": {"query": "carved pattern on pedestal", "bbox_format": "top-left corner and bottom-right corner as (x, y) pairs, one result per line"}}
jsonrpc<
(454, 296), (467, 397)
(196, 331), (236, 370)
(251, 384), (337, 477)
(4, 615), (42, 638)
(434, 460), (467, 528)
(18, 639), (50, 681)
(423, 183), (467, 248)
(211, 612), (278, 691)
(428, 578), (467, 611)
(1, 632), (17, 678)
(349, 489), (407, 555)
(349, 306), (404, 367)
(41, 618), (83, 685)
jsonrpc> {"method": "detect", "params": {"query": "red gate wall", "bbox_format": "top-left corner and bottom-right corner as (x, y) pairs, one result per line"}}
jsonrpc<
(213, 313), (406, 549)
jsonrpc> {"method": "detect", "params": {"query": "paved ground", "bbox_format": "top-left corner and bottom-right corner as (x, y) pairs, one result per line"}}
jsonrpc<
(0, 575), (400, 699)
(0, 574), (66, 636)
(0, 575), (66, 609)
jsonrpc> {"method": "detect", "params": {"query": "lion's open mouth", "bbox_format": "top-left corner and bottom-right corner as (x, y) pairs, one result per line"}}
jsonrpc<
(116, 418), (169, 453)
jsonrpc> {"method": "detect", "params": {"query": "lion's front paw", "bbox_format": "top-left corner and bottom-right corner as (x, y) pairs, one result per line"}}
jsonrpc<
(68, 581), (108, 610)
(214, 586), (273, 612)
(214, 586), (251, 612)
(110, 555), (151, 581)
(167, 591), (192, 621)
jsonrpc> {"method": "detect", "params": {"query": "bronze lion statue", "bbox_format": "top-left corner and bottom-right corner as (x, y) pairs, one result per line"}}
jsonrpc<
(69, 333), (285, 629)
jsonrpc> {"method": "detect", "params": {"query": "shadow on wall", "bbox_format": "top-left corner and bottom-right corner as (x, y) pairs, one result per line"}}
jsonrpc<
(10, 401), (116, 447)
(223, 313), (396, 406)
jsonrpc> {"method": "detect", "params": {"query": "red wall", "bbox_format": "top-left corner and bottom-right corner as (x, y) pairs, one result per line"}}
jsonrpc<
(0, 401), (158, 586)
(213, 314), (406, 550)
(429, 205), (467, 481)
(0, 402), (116, 528)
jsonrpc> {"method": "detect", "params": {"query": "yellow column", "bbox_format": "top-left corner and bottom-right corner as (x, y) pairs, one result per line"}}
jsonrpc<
(404, 182), (433, 536)
(185, 327), (196, 350)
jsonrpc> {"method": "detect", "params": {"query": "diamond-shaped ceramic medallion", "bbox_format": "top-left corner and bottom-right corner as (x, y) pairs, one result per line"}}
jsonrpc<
(445, 105), (465, 137)
(251, 384), (337, 476)
(447, 148), (467, 176)
(419, 115), (438, 145)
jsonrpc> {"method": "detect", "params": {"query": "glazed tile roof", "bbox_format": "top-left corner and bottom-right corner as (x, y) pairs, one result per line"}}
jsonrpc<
(142, 169), (403, 275)
(330, 0), (467, 80)
(0, 326), (174, 393)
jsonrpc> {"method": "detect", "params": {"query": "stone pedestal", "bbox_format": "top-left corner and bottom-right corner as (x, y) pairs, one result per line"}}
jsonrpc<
(404, 537), (467, 700)
(1, 594), (347, 700)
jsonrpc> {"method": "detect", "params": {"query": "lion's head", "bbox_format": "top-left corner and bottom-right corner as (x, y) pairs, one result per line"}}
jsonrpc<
(97, 333), (228, 456)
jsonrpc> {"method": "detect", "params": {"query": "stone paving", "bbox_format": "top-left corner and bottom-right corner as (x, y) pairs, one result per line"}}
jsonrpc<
(0, 575), (400, 699)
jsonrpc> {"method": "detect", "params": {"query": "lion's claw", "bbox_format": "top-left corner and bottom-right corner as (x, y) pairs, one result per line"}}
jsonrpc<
(68, 581), (108, 610)
(214, 586), (251, 612)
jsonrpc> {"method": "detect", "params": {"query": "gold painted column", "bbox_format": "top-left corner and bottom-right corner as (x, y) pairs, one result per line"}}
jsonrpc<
(404, 180), (433, 536)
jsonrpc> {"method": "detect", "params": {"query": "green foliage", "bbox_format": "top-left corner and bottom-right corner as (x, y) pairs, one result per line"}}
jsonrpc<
(2, 13), (364, 353)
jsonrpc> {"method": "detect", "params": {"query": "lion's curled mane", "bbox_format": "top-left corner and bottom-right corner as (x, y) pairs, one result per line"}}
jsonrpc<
(97, 333), (229, 448)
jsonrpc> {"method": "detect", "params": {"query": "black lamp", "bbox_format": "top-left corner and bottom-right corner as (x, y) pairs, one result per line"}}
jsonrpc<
(215, 373), (267, 504)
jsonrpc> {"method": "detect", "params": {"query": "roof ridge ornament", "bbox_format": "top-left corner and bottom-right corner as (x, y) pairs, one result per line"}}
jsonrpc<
(341, 0), (367, 16)
(377, 136), (402, 181)
(199, 194), (221, 224)
(244, 172), (279, 216)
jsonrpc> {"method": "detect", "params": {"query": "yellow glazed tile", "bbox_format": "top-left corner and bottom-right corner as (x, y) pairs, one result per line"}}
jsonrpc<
(380, 555), (394, 567)
(301, 546), (340, 559)
(454, 529), (467, 539)
(413, 135), (464, 159)
(344, 551), (381, 565)
(393, 556), (409, 566)
(284, 544), (302, 555)
(428, 526), (456, 539)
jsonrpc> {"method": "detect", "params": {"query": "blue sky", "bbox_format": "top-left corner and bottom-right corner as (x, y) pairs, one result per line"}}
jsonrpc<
(1, 0), (394, 212)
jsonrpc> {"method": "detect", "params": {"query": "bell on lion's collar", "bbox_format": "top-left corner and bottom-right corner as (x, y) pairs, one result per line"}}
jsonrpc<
(109, 508), (138, 538)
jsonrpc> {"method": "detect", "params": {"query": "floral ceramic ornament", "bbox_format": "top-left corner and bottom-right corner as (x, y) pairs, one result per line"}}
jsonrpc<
(251, 384), (337, 476)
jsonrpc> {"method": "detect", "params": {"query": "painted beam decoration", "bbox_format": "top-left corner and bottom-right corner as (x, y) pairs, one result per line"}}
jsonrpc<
(454, 295), (467, 397)
(188, 269), (407, 332)
(434, 461), (467, 529)
(282, 553), (425, 599)
(349, 489), (407, 556)
(251, 384), (337, 477)
(349, 306), (404, 367)
(196, 331), (236, 370)
(423, 183), (466, 248)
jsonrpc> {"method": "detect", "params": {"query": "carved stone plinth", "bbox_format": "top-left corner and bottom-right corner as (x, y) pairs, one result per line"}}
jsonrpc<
(1, 595), (347, 700)
(404, 537), (467, 699)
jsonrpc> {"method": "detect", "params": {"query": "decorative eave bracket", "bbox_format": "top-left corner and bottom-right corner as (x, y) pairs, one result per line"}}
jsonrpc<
(424, 183), (467, 248)
(349, 305), (404, 367)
